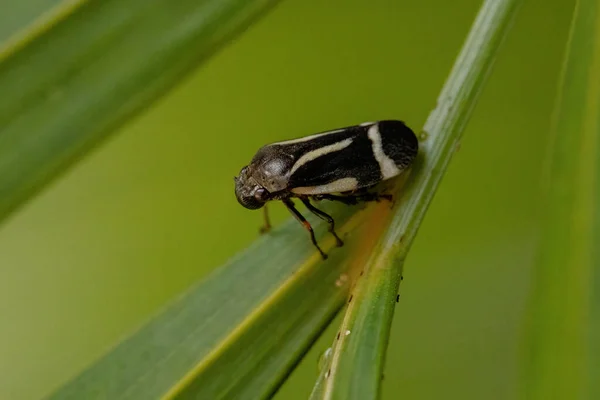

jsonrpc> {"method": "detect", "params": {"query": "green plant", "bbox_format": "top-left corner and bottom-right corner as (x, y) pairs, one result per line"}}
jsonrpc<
(524, 0), (600, 398)
(0, 0), (597, 399)
(0, 0), (279, 220)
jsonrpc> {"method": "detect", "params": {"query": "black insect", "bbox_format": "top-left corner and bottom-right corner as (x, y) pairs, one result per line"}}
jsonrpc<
(234, 120), (418, 259)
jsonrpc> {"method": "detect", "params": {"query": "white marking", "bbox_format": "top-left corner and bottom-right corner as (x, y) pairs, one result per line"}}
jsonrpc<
(368, 124), (400, 179)
(291, 177), (358, 195)
(359, 121), (375, 126)
(289, 138), (353, 175)
(344, 330), (351, 336)
(274, 128), (345, 145)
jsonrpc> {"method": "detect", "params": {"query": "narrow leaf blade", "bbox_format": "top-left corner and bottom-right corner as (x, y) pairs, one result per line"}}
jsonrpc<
(525, 0), (600, 398)
(311, 0), (523, 398)
(0, 0), (279, 223)
(47, 204), (373, 399)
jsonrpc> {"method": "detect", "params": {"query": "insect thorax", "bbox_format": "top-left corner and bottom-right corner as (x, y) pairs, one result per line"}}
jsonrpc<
(249, 146), (294, 193)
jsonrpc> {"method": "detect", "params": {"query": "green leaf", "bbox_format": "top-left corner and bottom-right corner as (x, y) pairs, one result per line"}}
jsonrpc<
(46, 202), (387, 399)
(524, 0), (600, 398)
(0, 0), (279, 223)
(310, 1), (523, 399)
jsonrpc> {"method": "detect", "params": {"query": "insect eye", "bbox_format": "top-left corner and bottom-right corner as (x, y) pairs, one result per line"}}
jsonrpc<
(254, 187), (267, 201)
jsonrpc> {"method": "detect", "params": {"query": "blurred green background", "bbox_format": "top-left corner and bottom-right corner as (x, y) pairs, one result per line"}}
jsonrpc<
(0, 0), (573, 399)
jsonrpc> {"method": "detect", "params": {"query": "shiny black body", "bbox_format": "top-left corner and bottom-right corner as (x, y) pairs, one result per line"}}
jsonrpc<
(234, 120), (418, 259)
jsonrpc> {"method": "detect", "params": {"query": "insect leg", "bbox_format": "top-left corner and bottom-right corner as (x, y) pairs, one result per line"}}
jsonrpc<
(282, 199), (327, 260)
(259, 204), (272, 234)
(299, 198), (344, 247)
